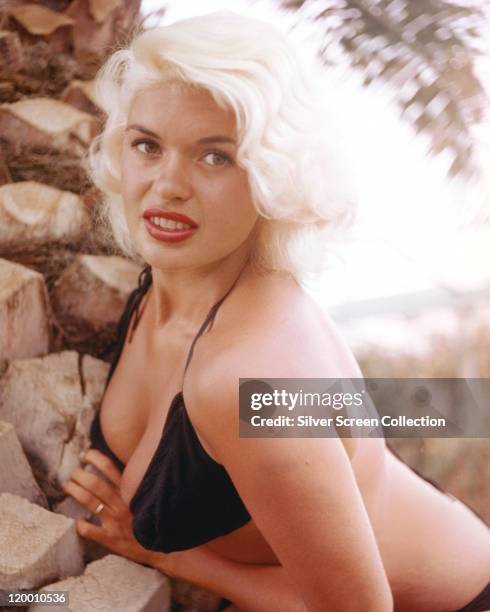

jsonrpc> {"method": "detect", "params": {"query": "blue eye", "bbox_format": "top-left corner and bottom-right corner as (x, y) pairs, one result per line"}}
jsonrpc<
(202, 151), (232, 166)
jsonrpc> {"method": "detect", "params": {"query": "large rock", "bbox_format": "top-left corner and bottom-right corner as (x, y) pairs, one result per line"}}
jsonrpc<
(51, 254), (142, 343)
(29, 554), (171, 612)
(0, 30), (24, 78)
(0, 97), (98, 157)
(60, 78), (102, 118)
(0, 181), (90, 251)
(0, 351), (108, 496)
(0, 421), (47, 507)
(0, 493), (83, 590)
(0, 258), (50, 361)
(80, 353), (110, 406)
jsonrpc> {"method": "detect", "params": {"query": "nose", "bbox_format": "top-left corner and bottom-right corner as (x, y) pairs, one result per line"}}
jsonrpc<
(152, 151), (192, 202)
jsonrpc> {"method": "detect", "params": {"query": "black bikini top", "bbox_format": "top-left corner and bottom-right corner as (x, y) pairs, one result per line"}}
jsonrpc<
(89, 265), (252, 553)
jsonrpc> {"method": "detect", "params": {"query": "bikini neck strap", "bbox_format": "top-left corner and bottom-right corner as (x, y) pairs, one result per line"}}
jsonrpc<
(182, 259), (250, 375)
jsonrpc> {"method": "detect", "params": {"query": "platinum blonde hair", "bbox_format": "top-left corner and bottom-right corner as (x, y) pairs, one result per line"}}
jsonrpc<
(87, 11), (357, 282)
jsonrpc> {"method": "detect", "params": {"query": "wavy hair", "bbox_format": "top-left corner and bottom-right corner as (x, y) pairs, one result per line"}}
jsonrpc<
(87, 11), (357, 281)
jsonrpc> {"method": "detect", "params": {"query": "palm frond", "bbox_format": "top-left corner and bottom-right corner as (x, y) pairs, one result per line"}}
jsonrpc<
(281, 0), (489, 179)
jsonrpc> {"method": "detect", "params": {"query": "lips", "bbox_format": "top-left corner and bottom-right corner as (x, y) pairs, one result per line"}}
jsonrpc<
(142, 208), (198, 228)
(142, 208), (198, 243)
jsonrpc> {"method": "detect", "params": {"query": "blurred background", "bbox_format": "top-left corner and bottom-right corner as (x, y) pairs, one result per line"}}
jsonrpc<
(0, 1), (488, 608)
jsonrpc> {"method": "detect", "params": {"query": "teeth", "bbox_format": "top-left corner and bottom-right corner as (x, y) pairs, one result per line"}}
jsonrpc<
(149, 216), (191, 230)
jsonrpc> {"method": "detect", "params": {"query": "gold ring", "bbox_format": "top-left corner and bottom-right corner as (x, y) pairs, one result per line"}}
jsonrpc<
(94, 502), (105, 515)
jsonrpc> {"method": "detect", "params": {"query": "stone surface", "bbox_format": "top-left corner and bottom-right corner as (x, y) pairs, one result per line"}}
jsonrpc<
(0, 181), (90, 250)
(8, 5), (74, 36)
(51, 254), (141, 342)
(29, 554), (171, 612)
(0, 258), (50, 361)
(0, 97), (97, 157)
(0, 420), (47, 507)
(0, 351), (106, 494)
(60, 78), (101, 117)
(0, 30), (24, 78)
(80, 353), (110, 407)
(0, 493), (83, 590)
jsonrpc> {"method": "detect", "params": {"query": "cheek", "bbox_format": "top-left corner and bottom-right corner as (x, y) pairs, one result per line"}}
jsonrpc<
(208, 174), (257, 226)
(120, 157), (147, 215)
(233, 179), (259, 229)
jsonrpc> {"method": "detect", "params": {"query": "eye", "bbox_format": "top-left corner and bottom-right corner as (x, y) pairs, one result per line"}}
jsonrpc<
(201, 151), (233, 167)
(131, 139), (160, 155)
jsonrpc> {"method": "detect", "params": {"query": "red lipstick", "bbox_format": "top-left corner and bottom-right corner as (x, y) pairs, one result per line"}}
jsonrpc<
(142, 208), (198, 243)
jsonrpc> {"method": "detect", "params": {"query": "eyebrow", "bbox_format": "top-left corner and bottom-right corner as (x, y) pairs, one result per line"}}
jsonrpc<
(125, 124), (236, 145)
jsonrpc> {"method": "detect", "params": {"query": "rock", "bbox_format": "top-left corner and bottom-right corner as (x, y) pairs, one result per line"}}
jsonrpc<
(51, 254), (141, 343)
(0, 493), (83, 590)
(65, 0), (141, 69)
(7, 5), (74, 37)
(0, 351), (106, 495)
(0, 30), (24, 78)
(0, 258), (50, 361)
(60, 78), (103, 118)
(0, 148), (12, 184)
(29, 554), (171, 612)
(80, 353), (110, 406)
(0, 181), (90, 251)
(6, 6), (73, 57)
(0, 421), (47, 507)
(0, 97), (98, 157)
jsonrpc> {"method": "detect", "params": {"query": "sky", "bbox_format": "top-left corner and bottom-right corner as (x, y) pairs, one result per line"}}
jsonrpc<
(140, 0), (490, 315)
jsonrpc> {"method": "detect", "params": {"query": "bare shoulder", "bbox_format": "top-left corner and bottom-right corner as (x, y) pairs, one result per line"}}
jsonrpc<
(191, 270), (362, 386)
(185, 270), (363, 455)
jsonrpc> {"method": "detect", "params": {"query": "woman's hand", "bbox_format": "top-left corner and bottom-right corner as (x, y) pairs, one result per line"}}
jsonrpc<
(62, 448), (156, 568)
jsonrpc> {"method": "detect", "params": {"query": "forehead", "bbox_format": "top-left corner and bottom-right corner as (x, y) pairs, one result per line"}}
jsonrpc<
(127, 83), (237, 139)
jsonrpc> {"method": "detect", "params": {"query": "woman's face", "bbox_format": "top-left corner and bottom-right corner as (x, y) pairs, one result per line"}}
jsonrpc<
(120, 83), (260, 271)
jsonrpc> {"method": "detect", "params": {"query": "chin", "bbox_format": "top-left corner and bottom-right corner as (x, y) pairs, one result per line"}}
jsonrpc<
(137, 246), (194, 272)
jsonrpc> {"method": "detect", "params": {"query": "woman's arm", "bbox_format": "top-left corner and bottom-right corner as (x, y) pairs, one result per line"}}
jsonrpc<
(185, 347), (394, 612)
(149, 547), (307, 612)
(62, 451), (303, 611)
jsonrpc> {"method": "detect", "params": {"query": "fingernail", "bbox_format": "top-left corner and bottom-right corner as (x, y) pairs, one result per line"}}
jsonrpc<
(79, 450), (86, 460)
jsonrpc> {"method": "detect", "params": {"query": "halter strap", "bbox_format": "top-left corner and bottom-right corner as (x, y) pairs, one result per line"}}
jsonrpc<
(182, 266), (245, 375)
(102, 263), (153, 388)
(126, 260), (248, 375)
(127, 264), (153, 343)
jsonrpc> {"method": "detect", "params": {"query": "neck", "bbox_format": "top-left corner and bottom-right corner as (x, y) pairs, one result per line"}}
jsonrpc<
(147, 244), (252, 333)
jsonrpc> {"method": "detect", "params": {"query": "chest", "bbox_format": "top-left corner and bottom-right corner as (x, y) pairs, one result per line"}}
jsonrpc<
(100, 330), (178, 450)
(99, 325), (222, 506)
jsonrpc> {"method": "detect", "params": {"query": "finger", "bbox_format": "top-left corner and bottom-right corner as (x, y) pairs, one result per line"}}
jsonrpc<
(76, 518), (109, 546)
(81, 448), (123, 486)
(67, 468), (125, 514)
(62, 479), (107, 515)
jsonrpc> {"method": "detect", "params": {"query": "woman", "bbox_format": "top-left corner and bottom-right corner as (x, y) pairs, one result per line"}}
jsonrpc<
(62, 12), (490, 612)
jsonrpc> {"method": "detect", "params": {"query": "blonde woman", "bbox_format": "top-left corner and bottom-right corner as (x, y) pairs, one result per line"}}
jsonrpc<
(62, 12), (490, 612)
